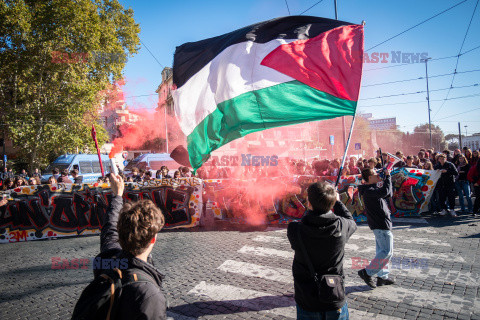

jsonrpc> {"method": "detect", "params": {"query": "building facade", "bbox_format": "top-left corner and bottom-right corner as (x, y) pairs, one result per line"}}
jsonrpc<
(156, 67), (175, 116)
(462, 134), (480, 151)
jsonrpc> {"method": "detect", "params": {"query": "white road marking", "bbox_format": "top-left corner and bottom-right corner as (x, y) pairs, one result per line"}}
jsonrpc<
(188, 281), (296, 318)
(253, 235), (287, 244)
(349, 233), (450, 247)
(347, 278), (480, 314)
(345, 243), (463, 262)
(392, 217), (429, 225)
(217, 260), (292, 283)
(238, 245), (294, 259)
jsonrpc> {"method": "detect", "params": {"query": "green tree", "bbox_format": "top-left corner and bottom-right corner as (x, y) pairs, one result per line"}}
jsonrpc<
(0, 0), (140, 170)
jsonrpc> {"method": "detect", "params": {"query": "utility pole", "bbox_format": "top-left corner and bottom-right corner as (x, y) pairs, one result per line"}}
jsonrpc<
(458, 122), (462, 149)
(165, 105), (169, 153)
(334, 0), (338, 19)
(421, 57), (433, 148)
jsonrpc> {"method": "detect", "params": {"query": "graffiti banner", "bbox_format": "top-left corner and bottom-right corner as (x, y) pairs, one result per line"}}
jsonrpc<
(0, 178), (203, 243)
(203, 168), (440, 225)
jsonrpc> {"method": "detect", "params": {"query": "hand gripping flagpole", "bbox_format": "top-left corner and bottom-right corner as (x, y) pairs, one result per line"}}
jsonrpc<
(91, 124), (105, 178)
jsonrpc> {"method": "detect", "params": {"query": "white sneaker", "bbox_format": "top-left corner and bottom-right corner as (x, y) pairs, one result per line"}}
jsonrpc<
(439, 210), (447, 216)
(450, 211), (457, 217)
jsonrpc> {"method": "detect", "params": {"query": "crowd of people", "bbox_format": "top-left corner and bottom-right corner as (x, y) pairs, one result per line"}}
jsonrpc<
(1, 146), (479, 217)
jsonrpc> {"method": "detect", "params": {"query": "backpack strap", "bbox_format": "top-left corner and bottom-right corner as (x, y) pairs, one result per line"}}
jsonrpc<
(121, 268), (158, 288)
(99, 268), (123, 320)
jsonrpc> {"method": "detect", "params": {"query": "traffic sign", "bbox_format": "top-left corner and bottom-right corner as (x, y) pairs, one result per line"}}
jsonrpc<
(355, 143), (361, 150)
(122, 151), (128, 159)
(329, 135), (334, 145)
(123, 160), (128, 166)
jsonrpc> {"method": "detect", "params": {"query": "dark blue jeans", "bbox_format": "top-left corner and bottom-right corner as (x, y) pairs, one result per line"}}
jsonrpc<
(297, 301), (349, 320)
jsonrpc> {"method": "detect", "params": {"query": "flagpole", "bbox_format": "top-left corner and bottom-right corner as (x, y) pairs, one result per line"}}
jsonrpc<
(335, 114), (356, 187)
(335, 19), (365, 188)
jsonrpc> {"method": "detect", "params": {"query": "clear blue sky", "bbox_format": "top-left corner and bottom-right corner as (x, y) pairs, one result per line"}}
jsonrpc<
(119, 0), (480, 137)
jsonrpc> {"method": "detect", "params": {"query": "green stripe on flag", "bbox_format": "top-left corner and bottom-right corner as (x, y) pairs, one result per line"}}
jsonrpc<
(187, 80), (357, 169)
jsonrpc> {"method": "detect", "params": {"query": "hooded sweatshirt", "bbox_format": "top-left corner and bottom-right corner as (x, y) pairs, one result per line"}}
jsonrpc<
(358, 175), (393, 231)
(287, 201), (357, 312)
(93, 195), (167, 319)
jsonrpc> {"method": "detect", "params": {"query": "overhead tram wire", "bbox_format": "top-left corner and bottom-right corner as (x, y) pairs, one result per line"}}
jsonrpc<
(365, 0), (467, 52)
(361, 69), (480, 87)
(435, 106), (480, 121)
(139, 39), (164, 69)
(359, 83), (479, 100)
(285, 0), (291, 15)
(359, 93), (480, 108)
(433, 0), (480, 120)
(299, 0), (325, 15)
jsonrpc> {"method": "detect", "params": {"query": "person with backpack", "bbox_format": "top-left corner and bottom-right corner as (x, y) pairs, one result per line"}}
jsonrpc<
(287, 181), (357, 319)
(72, 174), (167, 319)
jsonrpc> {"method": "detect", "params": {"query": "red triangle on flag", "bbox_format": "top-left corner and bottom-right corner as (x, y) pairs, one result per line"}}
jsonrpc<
(261, 24), (364, 101)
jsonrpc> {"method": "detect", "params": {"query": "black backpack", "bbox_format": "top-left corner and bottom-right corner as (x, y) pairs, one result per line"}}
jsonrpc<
(72, 267), (156, 320)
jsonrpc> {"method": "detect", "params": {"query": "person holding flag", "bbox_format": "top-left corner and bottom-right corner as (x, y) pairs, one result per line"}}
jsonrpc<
(357, 167), (395, 289)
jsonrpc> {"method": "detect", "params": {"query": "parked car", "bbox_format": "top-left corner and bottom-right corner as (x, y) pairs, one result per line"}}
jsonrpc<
(41, 154), (112, 184)
(123, 153), (181, 177)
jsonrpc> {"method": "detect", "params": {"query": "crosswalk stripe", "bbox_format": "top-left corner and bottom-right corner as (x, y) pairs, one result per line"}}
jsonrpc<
(391, 217), (429, 224)
(188, 281), (296, 318)
(238, 243), (473, 286)
(253, 235), (287, 244)
(347, 278), (480, 314)
(217, 260), (292, 283)
(238, 245), (294, 259)
(349, 233), (450, 247)
(189, 281), (406, 319)
(345, 243), (463, 262)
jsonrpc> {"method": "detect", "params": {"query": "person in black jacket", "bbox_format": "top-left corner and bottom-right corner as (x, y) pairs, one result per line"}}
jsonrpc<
(91, 174), (167, 319)
(287, 181), (357, 319)
(434, 153), (459, 217)
(357, 168), (395, 289)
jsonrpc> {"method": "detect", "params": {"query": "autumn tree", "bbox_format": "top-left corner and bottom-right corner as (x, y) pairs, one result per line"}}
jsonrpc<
(405, 123), (446, 153)
(0, 0), (140, 170)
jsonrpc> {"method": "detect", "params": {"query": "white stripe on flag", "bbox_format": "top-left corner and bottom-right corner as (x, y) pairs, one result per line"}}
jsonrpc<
(217, 260), (292, 283)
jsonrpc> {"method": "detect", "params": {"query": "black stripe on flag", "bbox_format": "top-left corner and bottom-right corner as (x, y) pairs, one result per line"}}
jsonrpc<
(173, 15), (352, 88)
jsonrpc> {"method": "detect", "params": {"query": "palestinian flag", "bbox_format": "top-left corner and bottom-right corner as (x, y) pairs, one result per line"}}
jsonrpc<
(173, 16), (364, 170)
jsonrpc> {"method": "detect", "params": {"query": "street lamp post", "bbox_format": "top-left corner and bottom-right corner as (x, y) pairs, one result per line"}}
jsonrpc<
(421, 57), (433, 149)
(464, 125), (468, 136)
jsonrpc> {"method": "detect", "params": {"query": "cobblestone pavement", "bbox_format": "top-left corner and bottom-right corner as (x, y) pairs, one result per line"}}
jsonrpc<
(0, 213), (479, 319)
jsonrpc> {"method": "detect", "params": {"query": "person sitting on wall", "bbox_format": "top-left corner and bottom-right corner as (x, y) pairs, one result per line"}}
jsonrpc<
(70, 169), (83, 184)
(160, 166), (171, 178)
(52, 167), (60, 180)
(57, 169), (73, 183)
